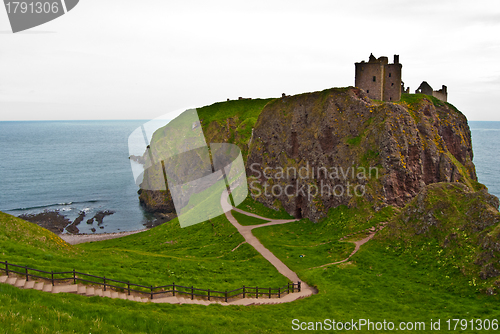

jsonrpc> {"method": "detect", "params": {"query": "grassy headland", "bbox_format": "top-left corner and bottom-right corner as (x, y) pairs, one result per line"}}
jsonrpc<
(2, 91), (500, 333)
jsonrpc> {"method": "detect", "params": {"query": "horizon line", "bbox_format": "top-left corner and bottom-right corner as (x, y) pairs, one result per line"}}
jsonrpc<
(0, 119), (499, 122)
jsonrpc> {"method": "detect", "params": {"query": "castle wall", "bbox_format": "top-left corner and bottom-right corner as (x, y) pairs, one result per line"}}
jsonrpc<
(432, 91), (447, 102)
(415, 81), (433, 95)
(383, 63), (402, 102)
(355, 62), (384, 100)
(355, 54), (402, 102)
(355, 55), (447, 103)
(416, 82), (448, 102)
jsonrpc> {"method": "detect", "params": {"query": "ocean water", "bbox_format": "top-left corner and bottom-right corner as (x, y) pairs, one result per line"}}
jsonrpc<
(0, 120), (499, 234)
(0, 120), (152, 234)
(469, 121), (500, 199)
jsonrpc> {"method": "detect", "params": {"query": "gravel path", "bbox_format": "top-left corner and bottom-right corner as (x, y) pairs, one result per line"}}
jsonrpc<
(222, 192), (318, 298)
(59, 229), (147, 245)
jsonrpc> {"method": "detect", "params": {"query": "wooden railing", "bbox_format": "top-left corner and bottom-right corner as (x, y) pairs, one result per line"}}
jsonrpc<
(0, 260), (301, 302)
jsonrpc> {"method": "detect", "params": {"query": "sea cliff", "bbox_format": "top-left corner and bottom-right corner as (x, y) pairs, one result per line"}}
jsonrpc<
(139, 87), (481, 223)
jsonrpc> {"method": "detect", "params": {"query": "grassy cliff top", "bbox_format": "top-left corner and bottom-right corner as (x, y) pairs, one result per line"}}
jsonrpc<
(197, 98), (275, 126)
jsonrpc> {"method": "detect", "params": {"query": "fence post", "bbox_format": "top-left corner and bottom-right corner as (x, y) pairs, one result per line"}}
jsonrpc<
(103, 276), (106, 291)
(278, 287), (281, 298)
(73, 269), (76, 284)
(256, 286), (258, 299)
(5, 261), (8, 276)
(128, 281), (130, 295)
(298, 281), (301, 292)
(150, 286), (153, 300)
(243, 285), (245, 298)
(51, 271), (54, 286)
(291, 282), (294, 293)
(225, 290), (228, 303)
(25, 266), (28, 281)
(287, 282), (290, 294)
(269, 287), (271, 299)
(172, 282), (175, 297)
(191, 286), (194, 300)
(208, 289), (210, 301)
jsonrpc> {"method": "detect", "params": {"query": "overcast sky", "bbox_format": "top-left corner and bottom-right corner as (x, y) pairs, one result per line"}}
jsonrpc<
(1, 0), (500, 121)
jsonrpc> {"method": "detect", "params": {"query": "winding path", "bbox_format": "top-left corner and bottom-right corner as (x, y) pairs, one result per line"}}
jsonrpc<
(221, 194), (386, 299)
(0, 193), (384, 306)
(306, 223), (387, 270)
(221, 192), (317, 301)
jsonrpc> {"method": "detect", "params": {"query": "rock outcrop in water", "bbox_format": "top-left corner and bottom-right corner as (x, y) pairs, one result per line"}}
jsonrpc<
(19, 211), (72, 234)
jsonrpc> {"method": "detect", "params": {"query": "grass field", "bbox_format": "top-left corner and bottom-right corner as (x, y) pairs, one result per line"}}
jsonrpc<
(1, 228), (499, 333)
(252, 220), (356, 272)
(235, 197), (294, 220)
(230, 210), (270, 226)
(0, 211), (289, 291)
(2, 189), (500, 333)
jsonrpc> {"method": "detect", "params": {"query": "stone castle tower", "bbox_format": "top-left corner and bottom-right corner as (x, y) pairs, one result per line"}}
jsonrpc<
(355, 54), (402, 102)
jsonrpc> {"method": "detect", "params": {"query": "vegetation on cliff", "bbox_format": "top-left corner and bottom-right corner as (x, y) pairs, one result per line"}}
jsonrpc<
(198, 98), (274, 160)
(247, 87), (480, 222)
(379, 182), (500, 294)
(138, 98), (275, 212)
(140, 87), (481, 226)
(133, 87), (500, 295)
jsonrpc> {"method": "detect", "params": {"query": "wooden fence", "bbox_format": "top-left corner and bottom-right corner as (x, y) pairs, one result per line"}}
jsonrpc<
(0, 260), (301, 302)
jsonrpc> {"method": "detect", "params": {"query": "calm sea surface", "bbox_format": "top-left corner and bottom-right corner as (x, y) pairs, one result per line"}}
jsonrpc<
(469, 121), (500, 198)
(0, 120), (498, 234)
(0, 120), (152, 234)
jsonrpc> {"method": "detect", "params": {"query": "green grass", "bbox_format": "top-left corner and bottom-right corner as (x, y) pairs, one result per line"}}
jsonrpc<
(197, 98), (275, 159)
(0, 212), (289, 292)
(346, 135), (362, 145)
(2, 224), (500, 333)
(145, 98), (275, 173)
(399, 93), (450, 110)
(379, 182), (500, 293)
(235, 197), (294, 220)
(2, 185), (500, 333)
(252, 224), (355, 272)
(250, 204), (395, 273)
(251, 218), (355, 272)
(345, 116), (373, 146)
(197, 98), (274, 127)
(230, 210), (270, 226)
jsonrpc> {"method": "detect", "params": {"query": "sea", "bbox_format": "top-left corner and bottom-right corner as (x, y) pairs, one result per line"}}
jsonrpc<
(469, 121), (500, 198)
(0, 120), (499, 234)
(0, 120), (153, 234)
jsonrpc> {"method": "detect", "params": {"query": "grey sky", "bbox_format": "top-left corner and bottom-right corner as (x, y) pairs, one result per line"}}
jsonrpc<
(1, 0), (500, 121)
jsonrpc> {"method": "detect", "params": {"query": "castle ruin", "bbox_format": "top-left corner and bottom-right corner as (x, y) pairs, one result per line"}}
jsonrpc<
(355, 53), (402, 102)
(355, 54), (448, 103)
(415, 81), (448, 102)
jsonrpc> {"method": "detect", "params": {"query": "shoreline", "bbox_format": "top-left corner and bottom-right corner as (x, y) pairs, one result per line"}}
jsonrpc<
(59, 229), (148, 245)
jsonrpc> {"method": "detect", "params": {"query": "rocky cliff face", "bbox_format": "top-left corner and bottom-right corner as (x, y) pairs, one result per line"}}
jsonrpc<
(139, 87), (480, 222)
(246, 87), (480, 222)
